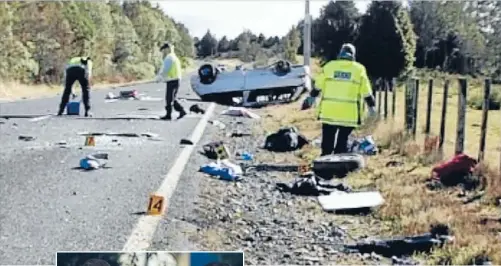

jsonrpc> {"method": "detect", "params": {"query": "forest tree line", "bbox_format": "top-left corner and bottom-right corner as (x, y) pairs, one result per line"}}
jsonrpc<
(196, 1), (501, 80)
(0, 1), (195, 84)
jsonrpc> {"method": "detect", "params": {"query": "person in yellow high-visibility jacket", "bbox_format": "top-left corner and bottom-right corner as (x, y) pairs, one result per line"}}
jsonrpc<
(312, 43), (377, 156)
(57, 56), (92, 117)
(156, 42), (187, 120)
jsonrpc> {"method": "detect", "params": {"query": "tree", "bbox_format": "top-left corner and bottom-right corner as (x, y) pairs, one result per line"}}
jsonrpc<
(356, 1), (416, 79)
(217, 36), (230, 53)
(312, 1), (360, 62)
(283, 26), (301, 63)
(198, 30), (218, 57)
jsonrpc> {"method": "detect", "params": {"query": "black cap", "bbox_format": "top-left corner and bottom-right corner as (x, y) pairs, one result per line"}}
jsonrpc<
(160, 42), (170, 51)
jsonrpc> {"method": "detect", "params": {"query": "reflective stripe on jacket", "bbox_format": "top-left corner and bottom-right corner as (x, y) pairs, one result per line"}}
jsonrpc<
(313, 59), (372, 128)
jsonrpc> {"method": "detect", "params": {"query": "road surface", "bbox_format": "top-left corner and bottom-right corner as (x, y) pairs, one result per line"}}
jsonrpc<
(0, 74), (216, 265)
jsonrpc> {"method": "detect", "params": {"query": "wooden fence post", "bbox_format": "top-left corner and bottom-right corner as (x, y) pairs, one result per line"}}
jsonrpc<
(384, 79), (388, 119)
(404, 79), (414, 131)
(391, 78), (396, 117)
(438, 80), (449, 155)
(455, 78), (467, 155)
(412, 79), (420, 139)
(425, 79), (433, 135)
(378, 82), (382, 115)
(478, 79), (491, 162)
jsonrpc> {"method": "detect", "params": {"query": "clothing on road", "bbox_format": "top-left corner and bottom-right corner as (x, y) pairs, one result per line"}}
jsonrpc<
(313, 43), (375, 155)
(58, 57), (92, 117)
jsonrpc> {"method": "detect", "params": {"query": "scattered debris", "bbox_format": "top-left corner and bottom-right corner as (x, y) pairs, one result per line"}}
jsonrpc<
(137, 107), (149, 111)
(313, 153), (365, 179)
(348, 135), (378, 155)
(301, 96), (316, 110)
(202, 141), (231, 160)
(209, 120), (226, 130)
(200, 159), (243, 181)
(237, 151), (253, 161)
(120, 90), (138, 99)
(221, 107), (260, 119)
(180, 138), (193, 145)
(228, 131), (252, 138)
(430, 153), (479, 190)
(18, 135), (36, 141)
(105, 92), (118, 100)
(78, 132), (159, 138)
(391, 256), (419, 265)
(318, 191), (384, 212)
(344, 224), (453, 258)
(79, 153), (109, 170)
(276, 174), (352, 196)
(386, 160), (404, 167)
(264, 126), (309, 152)
(189, 104), (205, 114)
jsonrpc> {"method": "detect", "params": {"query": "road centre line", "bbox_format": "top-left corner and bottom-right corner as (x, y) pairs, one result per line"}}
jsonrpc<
(122, 102), (216, 251)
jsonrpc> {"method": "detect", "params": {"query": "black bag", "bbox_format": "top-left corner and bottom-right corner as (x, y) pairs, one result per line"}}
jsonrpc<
(264, 127), (309, 152)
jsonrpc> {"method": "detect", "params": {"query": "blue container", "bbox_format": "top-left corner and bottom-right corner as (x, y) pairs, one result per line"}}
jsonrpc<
(66, 101), (81, 115)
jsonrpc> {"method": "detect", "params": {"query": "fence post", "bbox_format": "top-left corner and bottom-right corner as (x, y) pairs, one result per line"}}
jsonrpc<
(391, 78), (396, 117)
(438, 80), (449, 156)
(404, 79), (414, 132)
(478, 79), (491, 162)
(384, 79), (388, 119)
(425, 79), (433, 135)
(455, 78), (467, 155)
(378, 82), (382, 115)
(412, 79), (420, 139)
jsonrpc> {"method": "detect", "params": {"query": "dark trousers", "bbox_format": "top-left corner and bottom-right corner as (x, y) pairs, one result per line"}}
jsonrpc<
(165, 79), (185, 116)
(321, 124), (354, 156)
(59, 66), (90, 113)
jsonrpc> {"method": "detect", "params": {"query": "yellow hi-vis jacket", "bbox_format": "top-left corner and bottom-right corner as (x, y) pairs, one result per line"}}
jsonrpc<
(314, 59), (372, 128)
(66, 57), (92, 78)
(157, 52), (182, 82)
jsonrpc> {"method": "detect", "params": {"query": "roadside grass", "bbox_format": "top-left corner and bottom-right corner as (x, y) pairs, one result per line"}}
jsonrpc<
(254, 66), (501, 264)
(0, 59), (196, 102)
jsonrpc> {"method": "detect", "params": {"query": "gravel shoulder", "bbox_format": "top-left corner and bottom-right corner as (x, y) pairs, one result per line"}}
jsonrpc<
(150, 102), (386, 265)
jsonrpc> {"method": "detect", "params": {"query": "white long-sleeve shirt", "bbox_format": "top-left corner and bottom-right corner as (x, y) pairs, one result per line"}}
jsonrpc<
(156, 53), (181, 82)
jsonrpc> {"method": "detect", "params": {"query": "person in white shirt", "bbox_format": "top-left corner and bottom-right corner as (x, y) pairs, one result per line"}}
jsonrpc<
(156, 42), (187, 120)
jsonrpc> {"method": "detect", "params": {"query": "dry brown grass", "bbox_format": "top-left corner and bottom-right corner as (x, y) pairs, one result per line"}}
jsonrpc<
(254, 61), (501, 264)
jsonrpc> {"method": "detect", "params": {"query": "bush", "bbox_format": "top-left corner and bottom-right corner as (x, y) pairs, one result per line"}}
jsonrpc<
(121, 62), (155, 80)
(468, 87), (501, 110)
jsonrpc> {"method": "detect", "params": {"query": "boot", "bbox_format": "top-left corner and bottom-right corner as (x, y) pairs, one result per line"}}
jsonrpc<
(161, 106), (172, 120)
(174, 101), (186, 120)
(84, 110), (93, 117)
(177, 110), (187, 120)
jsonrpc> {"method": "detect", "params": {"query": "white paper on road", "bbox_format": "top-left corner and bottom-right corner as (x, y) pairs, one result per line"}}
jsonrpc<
(318, 191), (384, 211)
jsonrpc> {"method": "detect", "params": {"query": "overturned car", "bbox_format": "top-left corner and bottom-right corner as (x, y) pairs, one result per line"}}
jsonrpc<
(190, 60), (312, 106)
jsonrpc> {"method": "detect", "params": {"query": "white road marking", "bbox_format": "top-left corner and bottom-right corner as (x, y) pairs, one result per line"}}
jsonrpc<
(122, 102), (216, 251)
(29, 115), (52, 122)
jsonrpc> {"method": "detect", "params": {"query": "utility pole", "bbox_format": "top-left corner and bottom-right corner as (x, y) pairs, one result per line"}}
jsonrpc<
(303, 0), (311, 66)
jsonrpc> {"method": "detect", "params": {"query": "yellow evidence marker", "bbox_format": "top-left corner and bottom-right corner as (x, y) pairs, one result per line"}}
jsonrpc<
(84, 136), (96, 146)
(214, 142), (229, 160)
(147, 194), (165, 215)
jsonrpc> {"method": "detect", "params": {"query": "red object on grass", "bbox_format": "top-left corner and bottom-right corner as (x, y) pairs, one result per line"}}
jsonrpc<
(431, 153), (477, 182)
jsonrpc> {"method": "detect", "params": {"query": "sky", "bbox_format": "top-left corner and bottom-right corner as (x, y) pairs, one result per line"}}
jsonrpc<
(155, 1), (371, 39)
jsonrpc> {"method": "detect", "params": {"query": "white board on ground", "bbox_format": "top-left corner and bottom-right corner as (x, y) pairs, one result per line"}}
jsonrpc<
(318, 191), (384, 211)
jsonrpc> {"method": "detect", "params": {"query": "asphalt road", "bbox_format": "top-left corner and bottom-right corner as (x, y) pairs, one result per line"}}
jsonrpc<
(0, 74), (214, 265)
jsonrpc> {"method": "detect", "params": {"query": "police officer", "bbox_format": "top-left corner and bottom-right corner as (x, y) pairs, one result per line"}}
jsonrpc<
(156, 42), (187, 120)
(312, 43), (377, 156)
(57, 56), (92, 117)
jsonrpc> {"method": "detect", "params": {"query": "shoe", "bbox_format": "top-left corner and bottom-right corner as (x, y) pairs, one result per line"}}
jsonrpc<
(57, 110), (63, 116)
(177, 110), (187, 120)
(160, 114), (172, 120)
(84, 111), (93, 117)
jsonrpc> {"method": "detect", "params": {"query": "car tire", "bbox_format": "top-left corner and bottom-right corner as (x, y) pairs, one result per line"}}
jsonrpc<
(313, 153), (365, 180)
(198, 64), (218, 85)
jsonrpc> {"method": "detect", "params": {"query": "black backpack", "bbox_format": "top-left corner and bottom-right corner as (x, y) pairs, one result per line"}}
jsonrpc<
(264, 127), (309, 152)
